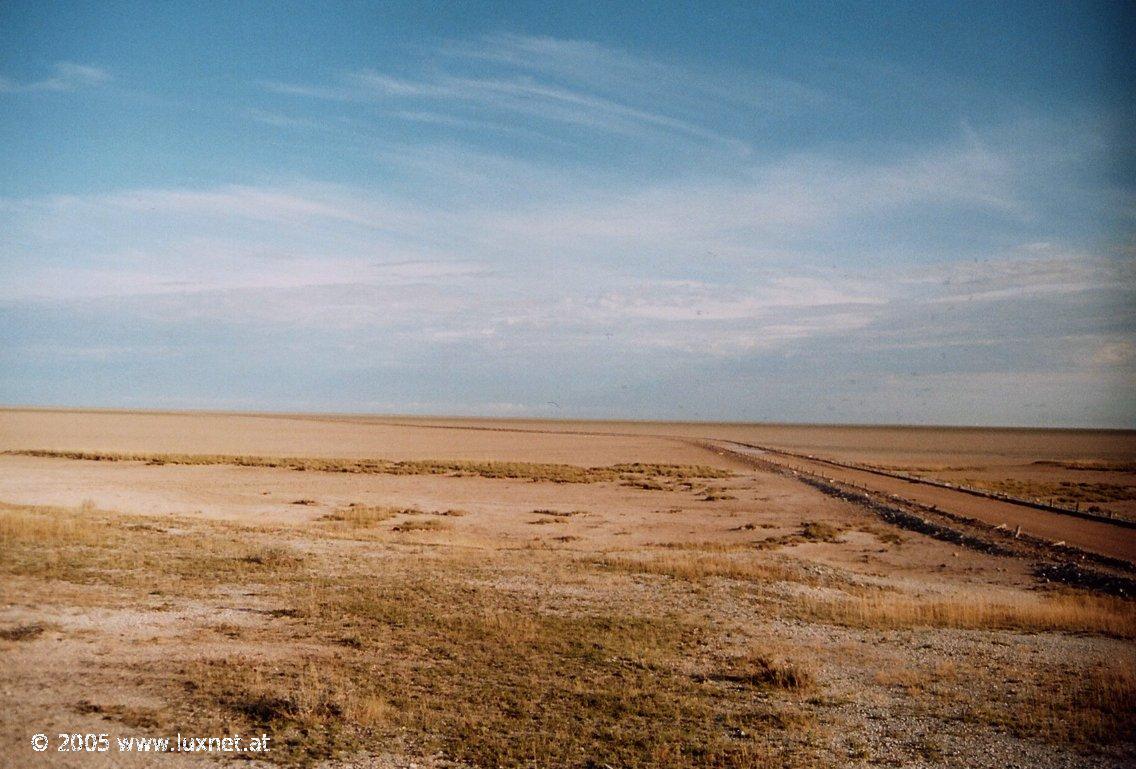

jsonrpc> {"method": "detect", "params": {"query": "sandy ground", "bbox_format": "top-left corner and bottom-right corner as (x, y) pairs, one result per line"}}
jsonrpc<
(0, 452), (1037, 593)
(7, 409), (1135, 467)
(246, 414), (1136, 467)
(1, 409), (1134, 769)
(0, 410), (729, 467)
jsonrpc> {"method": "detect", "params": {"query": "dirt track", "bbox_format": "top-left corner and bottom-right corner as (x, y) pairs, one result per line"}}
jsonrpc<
(718, 442), (1136, 564)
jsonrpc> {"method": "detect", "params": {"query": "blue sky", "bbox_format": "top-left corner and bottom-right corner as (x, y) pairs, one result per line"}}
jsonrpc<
(1, 1), (1133, 426)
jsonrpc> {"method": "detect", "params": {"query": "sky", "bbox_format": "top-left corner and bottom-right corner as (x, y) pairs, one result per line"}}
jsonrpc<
(1, 1), (1133, 427)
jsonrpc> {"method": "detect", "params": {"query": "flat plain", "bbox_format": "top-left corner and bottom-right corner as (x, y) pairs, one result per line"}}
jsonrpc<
(1, 409), (1134, 768)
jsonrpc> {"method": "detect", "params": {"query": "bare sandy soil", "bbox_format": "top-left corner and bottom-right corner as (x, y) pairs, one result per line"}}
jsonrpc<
(8, 409), (1135, 466)
(259, 414), (1136, 466)
(1, 409), (1133, 769)
(0, 410), (728, 466)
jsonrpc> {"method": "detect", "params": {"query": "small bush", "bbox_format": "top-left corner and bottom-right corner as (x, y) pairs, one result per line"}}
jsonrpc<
(800, 521), (842, 542)
(392, 519), (450, 533)
(0, 624), (45, 641)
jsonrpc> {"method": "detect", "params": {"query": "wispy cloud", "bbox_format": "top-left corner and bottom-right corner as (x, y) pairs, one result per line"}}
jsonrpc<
(912, 250), (1133, 304)
(443, 32), (823, 115)
(0, 62), (110, 93)
(0, 124), (1041, 308)
(245, 108), (324, 130)
(260, 34), (794, 151)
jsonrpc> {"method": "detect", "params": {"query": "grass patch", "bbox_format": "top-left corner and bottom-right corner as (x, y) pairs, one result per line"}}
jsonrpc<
(1033, 460), (1136, 472)
(0, 502), (307, 591)
(241, 546), (303, 568)
(183, 657), (392, 761)
(652, 541), (755, 552)
(799, 521), (843, 543)
(800, 591), (1136, 637)
(75, 701), (163, 729)
(8, 450), (731, 485)
(700, 489), (738, 502)
(705, 653), (814, 691)
(597, 552), (808, 585)
(164, 573), (786, 767)
(320, 505), (468, 528)
(391, 518), (451, 533)
(961, 478), (1136, 508)
(0, 623), (45, 641)
(0, 501), (106, 547)
(857, 523), (905, 545)
(318, 505), (405, 526)
(531, 508), (581, 517)
(963, 662), (1136, 747)
(754, 521), (847, 550)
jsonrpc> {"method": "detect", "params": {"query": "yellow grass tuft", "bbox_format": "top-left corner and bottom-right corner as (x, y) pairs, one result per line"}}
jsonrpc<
(0, 502), (104, 546)
(707, 653), (814, 691)
(391, 518), (451, 533)
(318, 505), (406, 526)
(802, 591), (1136, 637)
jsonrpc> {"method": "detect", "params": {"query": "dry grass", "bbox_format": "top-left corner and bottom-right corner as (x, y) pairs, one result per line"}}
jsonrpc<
(319, 505), (468, 528)
(318, 504), (406, 526)
(801, 591), (1136, 637)
(76, 700), (164, 729)
(0, 501), (106, 547)
(754, 521), (848, 550)
(1034, 460), (1136, 472)
(0, 501), (812, 767)
(178, 657), (394, 761)
(165, 573), (789, 767)
(799, 521), (843, 542)
(611, 462), (732, 479)
(651, 541), (755, 552)
(531, 508), (582, 517)
(962, 477), (1136, 507)
(964, 661), (1136, 747)
(863, 652), (1136, 750)
(241, 546), (304, 568)
(0, 623), (45, 641)
(598, 552), (808, 585)
(6, 492), (1135, 766)
(0, 502), (308, 591)
(872, 660), (958, 696)
(857, 523), (905, 545)
(7, 450), (730, 485)
(391, 518), (451, 533)
(705, 653), (814, 691)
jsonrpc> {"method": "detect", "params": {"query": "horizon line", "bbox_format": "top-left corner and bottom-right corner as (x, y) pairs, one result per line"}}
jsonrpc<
(2, 403), (1133, 433)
